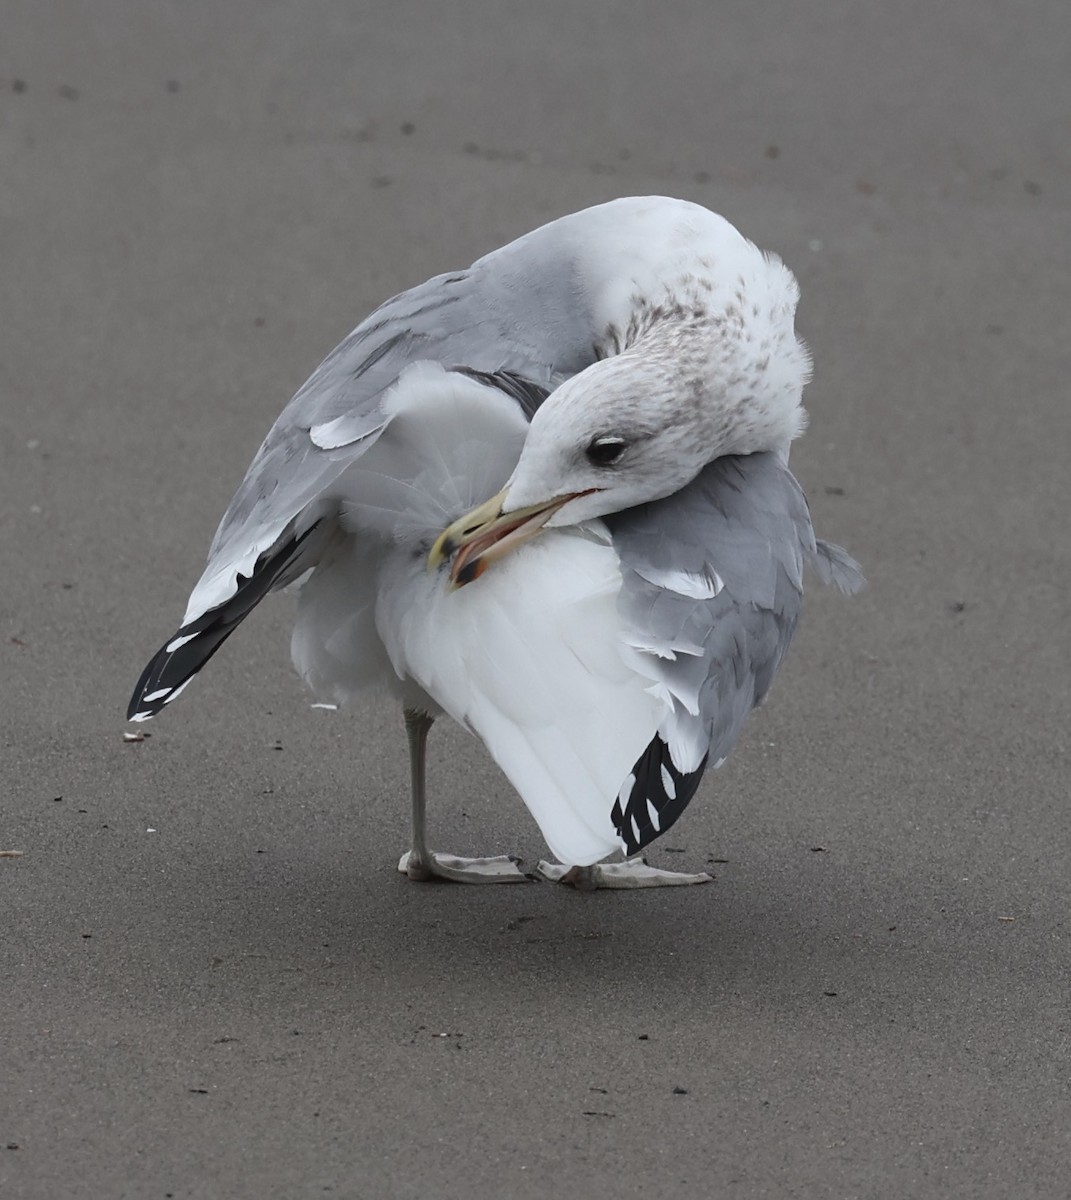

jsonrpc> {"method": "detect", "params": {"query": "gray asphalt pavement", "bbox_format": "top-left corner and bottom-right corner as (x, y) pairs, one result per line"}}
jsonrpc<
(3, 2), (1070, 1197)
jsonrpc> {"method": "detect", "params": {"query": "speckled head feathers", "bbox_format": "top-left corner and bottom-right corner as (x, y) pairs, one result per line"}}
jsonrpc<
(501, 202), (810, 522)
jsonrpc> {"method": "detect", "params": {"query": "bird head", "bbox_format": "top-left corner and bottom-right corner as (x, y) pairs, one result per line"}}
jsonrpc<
(430, 253), (810, 588)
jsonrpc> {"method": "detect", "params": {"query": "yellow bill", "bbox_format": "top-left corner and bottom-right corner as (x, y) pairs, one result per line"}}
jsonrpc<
(428, 488), (592, 589)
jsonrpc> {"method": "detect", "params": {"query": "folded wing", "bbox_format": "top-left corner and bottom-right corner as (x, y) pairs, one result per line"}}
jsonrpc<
(606, 452), (865, 855)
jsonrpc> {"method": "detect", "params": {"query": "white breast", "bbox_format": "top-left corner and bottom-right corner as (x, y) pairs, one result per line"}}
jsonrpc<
(376, 529), (663, 865)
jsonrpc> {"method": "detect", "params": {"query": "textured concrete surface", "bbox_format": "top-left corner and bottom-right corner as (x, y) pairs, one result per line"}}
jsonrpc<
(3, 2), (1070, 1197)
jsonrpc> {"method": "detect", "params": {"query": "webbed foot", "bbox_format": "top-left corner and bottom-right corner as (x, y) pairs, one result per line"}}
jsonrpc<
(536, 856), (713, 890)
(398, 851), (532, 884)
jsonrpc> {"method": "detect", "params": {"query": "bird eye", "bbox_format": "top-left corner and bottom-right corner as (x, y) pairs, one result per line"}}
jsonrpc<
(585, 436), (628, 466)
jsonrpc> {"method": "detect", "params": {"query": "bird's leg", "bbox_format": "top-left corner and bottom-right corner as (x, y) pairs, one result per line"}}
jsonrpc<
(536, 854), (713, 889)
(399, 707), (436, 880)
(396, 707), (529, 884)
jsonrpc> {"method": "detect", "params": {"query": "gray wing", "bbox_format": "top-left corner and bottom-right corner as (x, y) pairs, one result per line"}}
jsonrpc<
(605, 452), (864, 855)
(183, 248), (597, 625)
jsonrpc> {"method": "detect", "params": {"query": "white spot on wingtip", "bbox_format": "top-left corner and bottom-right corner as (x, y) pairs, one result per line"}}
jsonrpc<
(646, 799), (661, 832)
(143, 688), (171, 703)
(162, 679), (192, 704)
(660, 763), (677, 800)
(166, 632), (197, 653)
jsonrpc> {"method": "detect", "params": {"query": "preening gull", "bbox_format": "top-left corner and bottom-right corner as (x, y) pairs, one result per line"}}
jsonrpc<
(128, 196), (863, 889)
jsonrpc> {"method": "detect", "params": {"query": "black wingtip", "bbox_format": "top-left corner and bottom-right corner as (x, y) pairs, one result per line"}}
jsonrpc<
(125, 523), (322, 724)
(126, 626), (223, 722)
(127, 652), (163, 721)
(611, 739), (709, 856)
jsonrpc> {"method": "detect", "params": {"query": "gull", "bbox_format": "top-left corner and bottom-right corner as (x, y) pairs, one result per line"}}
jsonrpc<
(128, 196), (863, 889)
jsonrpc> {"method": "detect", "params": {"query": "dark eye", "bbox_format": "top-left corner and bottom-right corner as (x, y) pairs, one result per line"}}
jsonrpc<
(585, 436), (629, 466)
